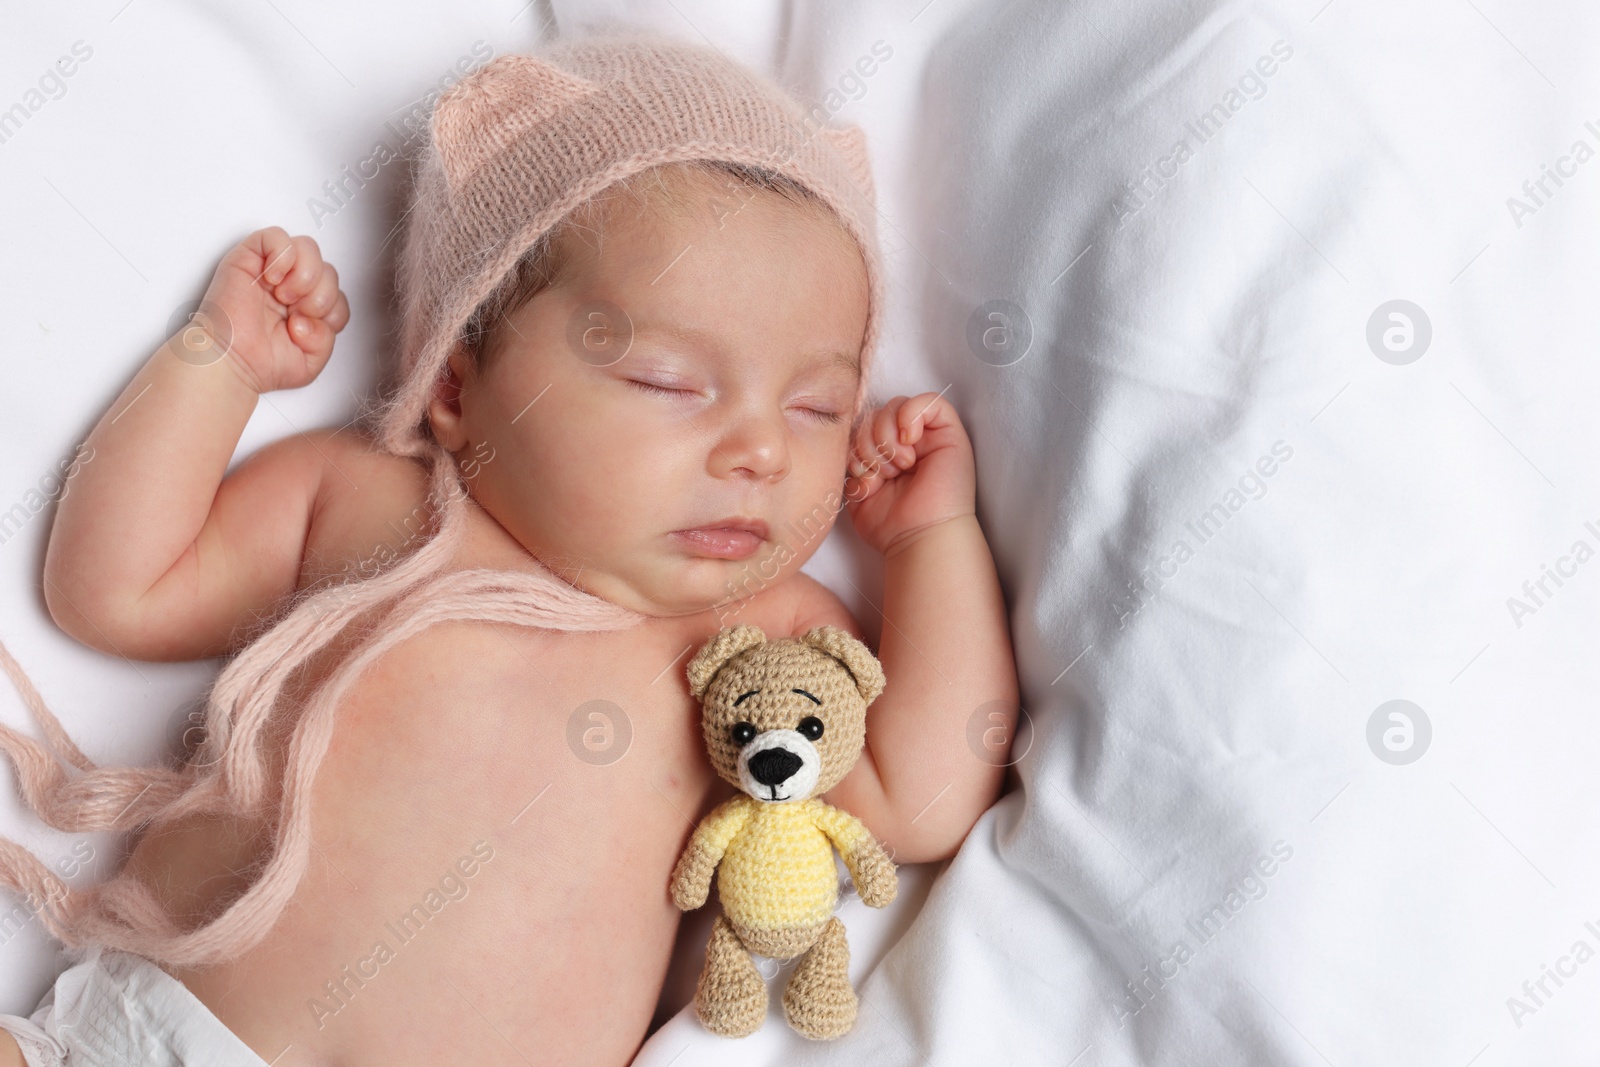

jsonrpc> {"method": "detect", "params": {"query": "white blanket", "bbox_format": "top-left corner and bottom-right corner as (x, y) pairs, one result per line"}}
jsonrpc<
(4, 2), (1599, 1064)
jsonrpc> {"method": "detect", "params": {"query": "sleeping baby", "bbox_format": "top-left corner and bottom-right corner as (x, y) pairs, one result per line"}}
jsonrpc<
(0, 33), (1017, 1066)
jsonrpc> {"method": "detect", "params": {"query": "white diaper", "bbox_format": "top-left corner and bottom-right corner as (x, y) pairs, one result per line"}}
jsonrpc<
(0, 944), (269, 1067)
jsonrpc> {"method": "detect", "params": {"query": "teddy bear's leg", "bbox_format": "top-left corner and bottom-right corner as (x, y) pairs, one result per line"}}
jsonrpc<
(780, 917), (857, 1040)
(694, 914), (769, 1037)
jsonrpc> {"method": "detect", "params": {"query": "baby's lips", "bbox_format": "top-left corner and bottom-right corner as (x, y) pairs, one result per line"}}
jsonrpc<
(164, 299), (236, 368)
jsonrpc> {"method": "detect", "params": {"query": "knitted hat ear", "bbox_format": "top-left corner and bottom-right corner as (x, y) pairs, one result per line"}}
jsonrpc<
(800, 625), (885, 705)
(686, 625), (768, 699)
(817, 123), (875, 208)
(431, 54), (598, 191)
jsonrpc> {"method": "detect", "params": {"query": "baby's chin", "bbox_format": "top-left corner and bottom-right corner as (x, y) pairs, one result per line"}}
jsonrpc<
(655, 562), (787, 618)
(572, 552), (793, 620)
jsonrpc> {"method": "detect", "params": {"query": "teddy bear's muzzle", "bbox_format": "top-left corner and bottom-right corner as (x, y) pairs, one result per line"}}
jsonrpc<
(737, 729), (821, 803)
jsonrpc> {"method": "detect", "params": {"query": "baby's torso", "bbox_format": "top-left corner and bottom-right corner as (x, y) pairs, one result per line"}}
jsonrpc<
(125, 446), (809, 1066)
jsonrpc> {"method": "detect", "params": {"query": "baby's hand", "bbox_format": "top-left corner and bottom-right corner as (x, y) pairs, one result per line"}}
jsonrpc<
(844, 392), (976, 557)
(176, 226), (349, 394)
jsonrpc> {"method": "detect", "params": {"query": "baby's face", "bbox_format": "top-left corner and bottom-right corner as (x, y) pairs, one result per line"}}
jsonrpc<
(428, 170), (870, 617)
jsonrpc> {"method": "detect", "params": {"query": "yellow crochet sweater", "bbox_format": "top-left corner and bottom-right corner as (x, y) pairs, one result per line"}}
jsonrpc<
(695, 794), (871, 930)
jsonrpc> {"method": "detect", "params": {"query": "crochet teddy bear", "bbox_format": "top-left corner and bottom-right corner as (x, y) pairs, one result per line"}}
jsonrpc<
(670, 624), (899, 1040)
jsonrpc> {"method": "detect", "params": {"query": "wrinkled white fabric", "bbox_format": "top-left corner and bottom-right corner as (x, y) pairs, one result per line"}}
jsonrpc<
(0, 945), (267, 1067)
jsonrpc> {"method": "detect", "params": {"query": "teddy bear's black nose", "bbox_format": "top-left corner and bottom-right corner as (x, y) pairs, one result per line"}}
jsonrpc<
(748, 746), (802, 786)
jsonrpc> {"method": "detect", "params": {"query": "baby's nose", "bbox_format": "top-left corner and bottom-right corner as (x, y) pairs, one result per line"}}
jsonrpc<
(747, 746), (802, 786)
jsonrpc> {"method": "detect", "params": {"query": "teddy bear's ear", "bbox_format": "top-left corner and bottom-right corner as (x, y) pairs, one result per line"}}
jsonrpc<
(800, 626), (885, 705)
(686, 625), (767, 700)
(431, 53), (598, 191)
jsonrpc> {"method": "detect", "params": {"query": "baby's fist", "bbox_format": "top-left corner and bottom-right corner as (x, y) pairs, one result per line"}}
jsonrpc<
(173, 226), (350, 394)
(844, 391), (976, 557)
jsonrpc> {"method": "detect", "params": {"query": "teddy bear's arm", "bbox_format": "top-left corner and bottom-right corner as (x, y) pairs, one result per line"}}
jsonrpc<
(814, 803), (898, 909)
(668, 796), (750, 911)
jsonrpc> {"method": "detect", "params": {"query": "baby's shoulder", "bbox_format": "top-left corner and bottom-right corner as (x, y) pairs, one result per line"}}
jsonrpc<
(783, 572), (863, 640)
(297, 429), (432, 592)
(673, 571), (849, 645)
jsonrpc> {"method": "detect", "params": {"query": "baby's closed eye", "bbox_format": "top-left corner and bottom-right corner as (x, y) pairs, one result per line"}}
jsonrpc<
(627, 378), (689, 398)
(626, 377), (843, 422)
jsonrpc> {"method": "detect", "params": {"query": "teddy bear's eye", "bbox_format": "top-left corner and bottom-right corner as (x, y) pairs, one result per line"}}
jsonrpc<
(730, 721), (757, 746)
(797, 716), (824, 741)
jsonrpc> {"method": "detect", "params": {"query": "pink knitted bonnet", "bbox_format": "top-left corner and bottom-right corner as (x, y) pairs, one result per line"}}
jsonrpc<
(372, 32), (886, 460)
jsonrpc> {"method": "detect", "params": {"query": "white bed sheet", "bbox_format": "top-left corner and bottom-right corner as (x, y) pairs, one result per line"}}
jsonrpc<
(4, 2), (1600, 1065)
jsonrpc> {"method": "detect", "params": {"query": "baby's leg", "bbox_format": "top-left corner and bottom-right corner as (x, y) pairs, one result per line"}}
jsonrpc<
(0, 1030), (23, 1067)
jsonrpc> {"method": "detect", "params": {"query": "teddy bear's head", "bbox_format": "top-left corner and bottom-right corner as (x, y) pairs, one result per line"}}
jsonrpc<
(686, 625), (885, 804)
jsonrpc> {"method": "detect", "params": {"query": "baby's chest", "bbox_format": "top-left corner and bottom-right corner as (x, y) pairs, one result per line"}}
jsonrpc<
(324, 608), (823, 843)
(278, 620), (728, 955)
(343, 619), (719, 810)
(302, 585), (808, 880)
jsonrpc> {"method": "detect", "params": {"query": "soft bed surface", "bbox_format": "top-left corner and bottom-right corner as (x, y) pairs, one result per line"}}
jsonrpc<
(4, 2), (1599, 1065)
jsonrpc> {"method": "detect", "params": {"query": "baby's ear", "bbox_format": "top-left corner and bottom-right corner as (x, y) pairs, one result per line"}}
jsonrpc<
(431, 54), (598, 191)
(801, 625), (885, 705)
(424, 340), (471, 449)
(686, 625), (767, 700)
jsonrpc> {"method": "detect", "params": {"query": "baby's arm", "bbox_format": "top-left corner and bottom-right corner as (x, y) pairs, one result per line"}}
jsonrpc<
(807, 393), (1019, 865)
(43, 227), (350, 661)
